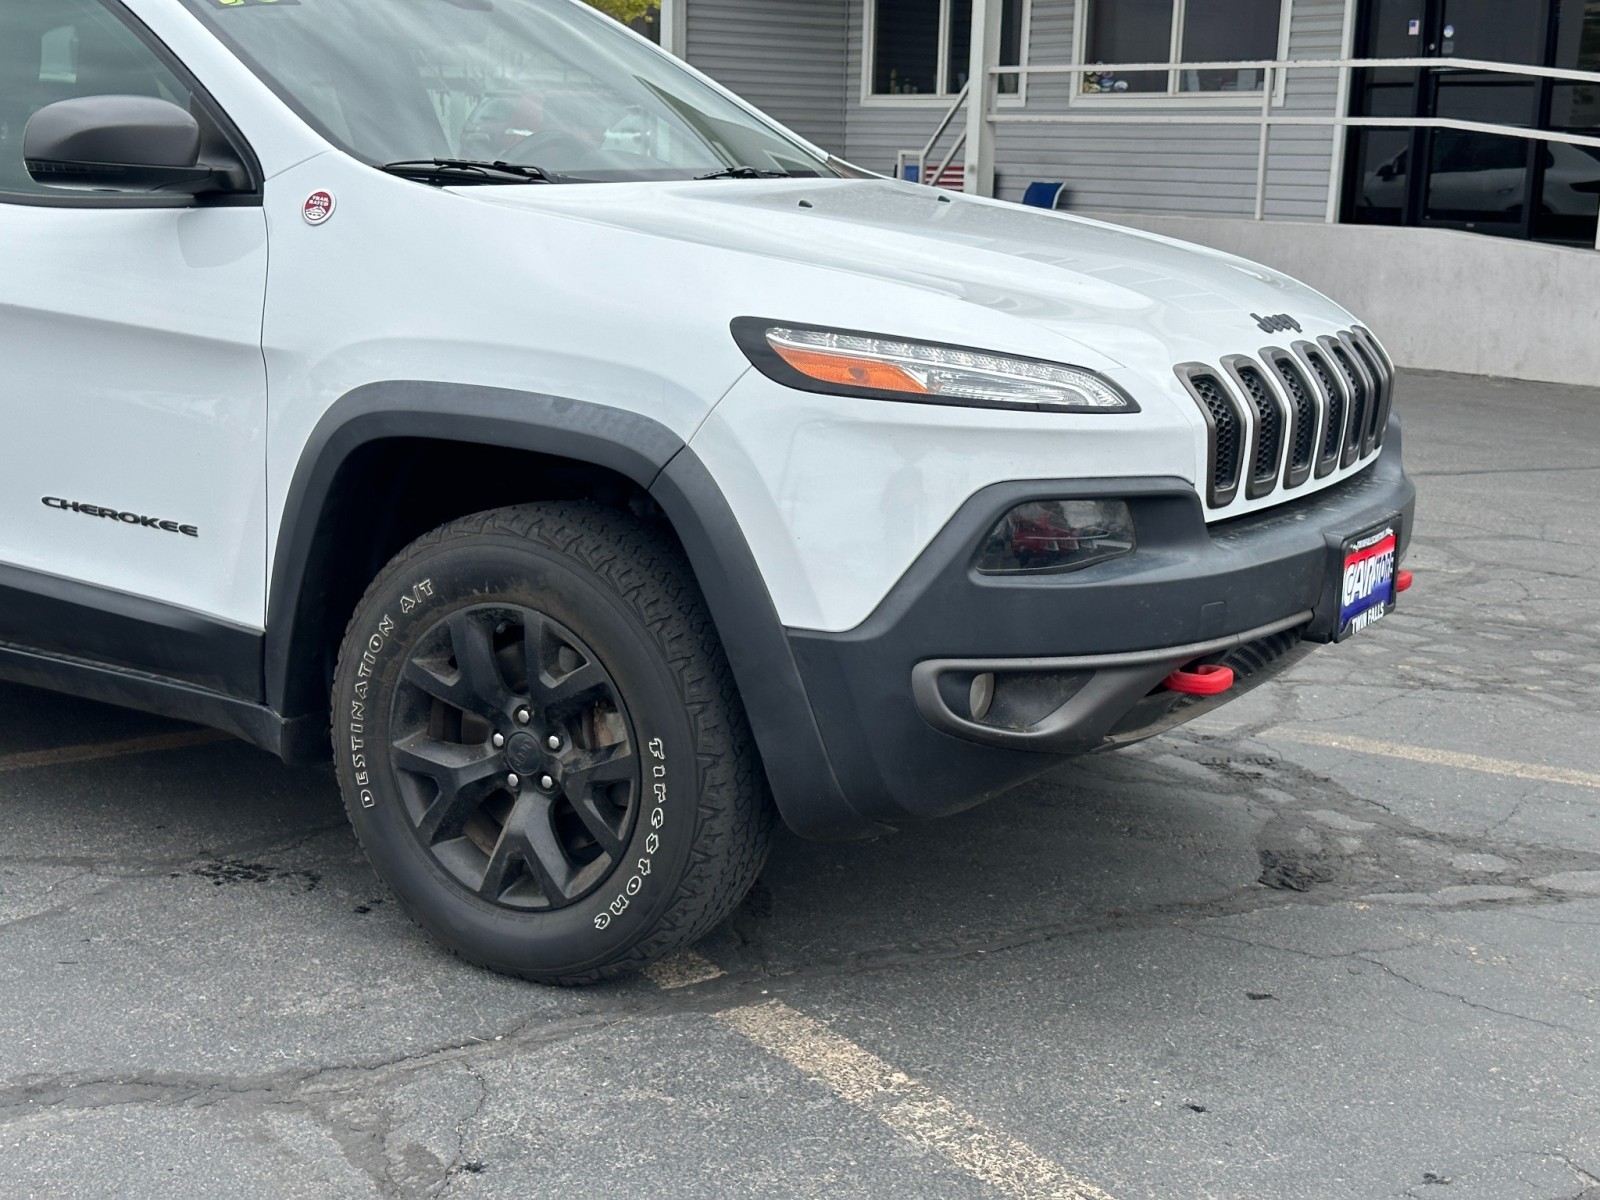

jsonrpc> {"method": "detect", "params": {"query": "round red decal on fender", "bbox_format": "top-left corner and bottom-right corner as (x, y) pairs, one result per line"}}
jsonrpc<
(303, 191), (336, 225)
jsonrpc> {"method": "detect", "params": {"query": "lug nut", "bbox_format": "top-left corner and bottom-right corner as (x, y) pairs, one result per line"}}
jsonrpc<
(491, 733), (505, 749)
(539, 774), (556, 792)
(546, 735), (561, 751)
(515, 708), (531, 726)
(506, 773), (521, 789)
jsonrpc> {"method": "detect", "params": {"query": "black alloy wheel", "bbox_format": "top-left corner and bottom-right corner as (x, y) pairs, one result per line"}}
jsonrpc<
(391, 605), (639, 911)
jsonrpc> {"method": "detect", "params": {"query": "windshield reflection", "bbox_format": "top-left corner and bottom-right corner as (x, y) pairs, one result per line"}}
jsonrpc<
(180, 0), (834, 183)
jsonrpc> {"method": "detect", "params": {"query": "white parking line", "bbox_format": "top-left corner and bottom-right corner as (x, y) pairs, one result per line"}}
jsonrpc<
(717, 1000), (1118, 1200)
(1272, 729), (1600, 791)
(0, 729), (231, 774)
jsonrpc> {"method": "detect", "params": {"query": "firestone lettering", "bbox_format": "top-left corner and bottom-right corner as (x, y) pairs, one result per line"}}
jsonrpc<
(595, 737), (667, 930)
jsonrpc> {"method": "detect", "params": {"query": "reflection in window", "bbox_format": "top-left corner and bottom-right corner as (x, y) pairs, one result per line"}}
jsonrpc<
(0, 0), (190, 196)
(1535, 139), (1600, 243)
(1179, 0), (1281, 92)
(1081, 0), (1284, 96)
(873, 0), (941, 95)
(871, 0), (1026, 97)
(1424, 131), (1532, 225)
(1084, 0), (1173, 93)
(1351, 129), (1411, 225)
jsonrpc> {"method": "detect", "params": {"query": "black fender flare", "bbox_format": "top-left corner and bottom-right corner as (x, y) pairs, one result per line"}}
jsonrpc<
(267, 381), (872, 839)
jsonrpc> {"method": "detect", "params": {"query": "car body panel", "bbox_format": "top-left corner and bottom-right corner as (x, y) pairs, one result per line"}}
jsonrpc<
(0, 200), (270, 628)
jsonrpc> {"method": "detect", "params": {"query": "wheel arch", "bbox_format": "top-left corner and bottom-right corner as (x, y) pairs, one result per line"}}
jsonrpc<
(268, 382), (872, 838)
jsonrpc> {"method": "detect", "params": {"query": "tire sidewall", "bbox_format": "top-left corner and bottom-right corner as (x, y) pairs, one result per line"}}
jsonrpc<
(334, 530), (700, 978)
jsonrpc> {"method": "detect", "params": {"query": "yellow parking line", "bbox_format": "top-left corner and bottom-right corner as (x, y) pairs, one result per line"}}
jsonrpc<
(1271, 729), (1600, 791)
(717, 1000), (1118, 1200)
(644, 950), (726, 990)
(0, 729), (231, 774)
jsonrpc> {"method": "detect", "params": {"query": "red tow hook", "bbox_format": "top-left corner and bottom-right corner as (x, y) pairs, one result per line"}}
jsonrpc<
(1396, 569), (1414, 593)
(1164, 663), (1235, 696)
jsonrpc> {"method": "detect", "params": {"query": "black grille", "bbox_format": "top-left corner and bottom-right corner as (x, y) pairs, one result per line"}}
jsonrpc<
(1305, 349), (1345, 469)
(1176, 329), (1389, 513)
(1328, 345), (1368, 465)
(1272, 356), (1317, 476)
(1235, 366), (1282, 492)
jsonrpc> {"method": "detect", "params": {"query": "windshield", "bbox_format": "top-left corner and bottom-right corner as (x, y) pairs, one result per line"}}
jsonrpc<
(178, 0), (836, 183)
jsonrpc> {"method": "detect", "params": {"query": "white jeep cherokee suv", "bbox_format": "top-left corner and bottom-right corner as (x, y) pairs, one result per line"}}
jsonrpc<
(0, 0), (1414, 982)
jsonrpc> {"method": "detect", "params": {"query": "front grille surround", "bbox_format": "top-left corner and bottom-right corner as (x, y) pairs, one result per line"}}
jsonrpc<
(1175, 327), (1396, 517)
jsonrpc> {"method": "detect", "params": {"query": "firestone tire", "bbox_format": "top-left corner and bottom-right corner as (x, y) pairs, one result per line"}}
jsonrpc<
(331, 502), (775, 984)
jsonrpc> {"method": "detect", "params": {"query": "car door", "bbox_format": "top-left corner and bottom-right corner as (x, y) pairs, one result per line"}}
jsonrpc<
(0, 0), (267, 698)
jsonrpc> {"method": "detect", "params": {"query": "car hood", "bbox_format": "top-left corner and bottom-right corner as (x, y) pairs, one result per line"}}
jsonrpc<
(466, 177), (1360, 371)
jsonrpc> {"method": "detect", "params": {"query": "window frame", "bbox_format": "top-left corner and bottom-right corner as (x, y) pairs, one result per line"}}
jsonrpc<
(0, 0), (261, 210)
(1068, 0), (1294, 108)
(861, 0), (1033, 108)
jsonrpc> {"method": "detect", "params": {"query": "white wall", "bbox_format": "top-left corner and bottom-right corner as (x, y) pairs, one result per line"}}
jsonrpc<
(1103, 214), (1600, 387)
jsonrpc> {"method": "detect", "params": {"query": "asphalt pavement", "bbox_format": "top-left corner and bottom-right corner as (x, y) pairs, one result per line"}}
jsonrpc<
(1, 369), (1597, 1200)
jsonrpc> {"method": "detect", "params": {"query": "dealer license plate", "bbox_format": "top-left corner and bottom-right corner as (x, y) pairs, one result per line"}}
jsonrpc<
(1336, 519), (1400, 641)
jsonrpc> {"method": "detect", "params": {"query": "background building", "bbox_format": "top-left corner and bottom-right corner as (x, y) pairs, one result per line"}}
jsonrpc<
(658, 0), (1600, 385)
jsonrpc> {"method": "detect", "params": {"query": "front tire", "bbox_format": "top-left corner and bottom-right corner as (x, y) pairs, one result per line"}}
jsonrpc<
(332, 502), (774, 983)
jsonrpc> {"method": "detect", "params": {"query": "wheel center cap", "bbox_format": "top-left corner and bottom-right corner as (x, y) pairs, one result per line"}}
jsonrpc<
(505, 732), (543, 776)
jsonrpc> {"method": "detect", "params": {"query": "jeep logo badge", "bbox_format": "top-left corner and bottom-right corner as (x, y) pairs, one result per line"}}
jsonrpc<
(1252, 312), (1301, 334)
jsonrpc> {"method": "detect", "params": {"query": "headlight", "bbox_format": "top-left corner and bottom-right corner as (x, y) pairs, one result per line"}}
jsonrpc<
(732, 319), (1139, 413)
(974, 499), (1136, 575)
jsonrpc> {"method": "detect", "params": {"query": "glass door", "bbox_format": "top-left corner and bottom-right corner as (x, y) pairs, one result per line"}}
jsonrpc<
(1537, 0), (1600, 243)
(1421, 0), (1546, 234)
(1346, 0), (1433, 227)
(1344, 0), (1586, 240)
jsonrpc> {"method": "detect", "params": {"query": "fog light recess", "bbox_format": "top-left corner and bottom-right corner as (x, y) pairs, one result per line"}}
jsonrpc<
(975, 499), (1135, 575)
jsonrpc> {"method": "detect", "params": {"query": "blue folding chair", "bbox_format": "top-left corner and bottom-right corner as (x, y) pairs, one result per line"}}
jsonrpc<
(1022, 182), (1068, 210)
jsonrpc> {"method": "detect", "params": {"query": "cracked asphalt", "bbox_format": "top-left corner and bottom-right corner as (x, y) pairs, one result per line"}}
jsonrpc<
(1, 370), (1598, 1200)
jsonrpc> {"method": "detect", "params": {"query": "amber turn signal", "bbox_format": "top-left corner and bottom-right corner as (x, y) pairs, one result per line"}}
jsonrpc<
(771, 345), (930, 394)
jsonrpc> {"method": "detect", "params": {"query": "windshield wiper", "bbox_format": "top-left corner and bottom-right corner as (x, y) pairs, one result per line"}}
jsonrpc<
(695, 166), (794, 180)
(381, 159), (556, 186)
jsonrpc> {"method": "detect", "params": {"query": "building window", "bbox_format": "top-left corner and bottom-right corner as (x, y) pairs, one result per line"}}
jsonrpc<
(1079, 0), (1284, 97)
(870, 0), (1027, 98)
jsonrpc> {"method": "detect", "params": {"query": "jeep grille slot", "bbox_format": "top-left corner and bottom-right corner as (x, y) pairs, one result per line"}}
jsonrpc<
(1348, 332), (1393, 451)
(1326, 342), (1369, 468)
(1176, 368), (1245, 508)
(1234, 364), (1284, 499)
(1268, 353), (1318, 488)
(1175, 326), (1393, 517)
(1302, 347), (1346, 477)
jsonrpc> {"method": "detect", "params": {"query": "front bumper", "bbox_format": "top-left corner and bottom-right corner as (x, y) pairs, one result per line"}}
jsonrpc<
(781, 418), (1414, 836)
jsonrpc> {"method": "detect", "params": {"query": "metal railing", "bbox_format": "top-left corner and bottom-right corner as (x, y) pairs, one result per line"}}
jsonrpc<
(899, 81), (970, 189)
(941, 55), (1600, 249)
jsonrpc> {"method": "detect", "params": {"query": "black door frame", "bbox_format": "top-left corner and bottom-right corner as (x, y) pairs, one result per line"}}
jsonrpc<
(1343, 0), (1562, 239)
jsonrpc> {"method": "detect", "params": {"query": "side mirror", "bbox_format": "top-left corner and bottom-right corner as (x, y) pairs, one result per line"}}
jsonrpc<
(24, 95), (237, 195)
